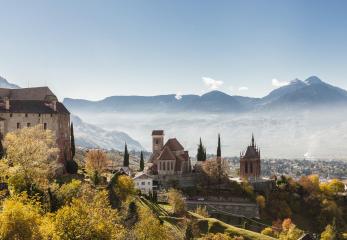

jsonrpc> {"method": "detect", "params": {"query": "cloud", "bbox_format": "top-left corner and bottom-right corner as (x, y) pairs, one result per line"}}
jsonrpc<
(202, 77), (224, 90)
(175, 92), (182, 100)
(272, 78), (289, 87)
(238, 86), (249, 91)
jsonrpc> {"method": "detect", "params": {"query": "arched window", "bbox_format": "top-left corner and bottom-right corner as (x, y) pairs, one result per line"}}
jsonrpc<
(163, 161), (165, 171)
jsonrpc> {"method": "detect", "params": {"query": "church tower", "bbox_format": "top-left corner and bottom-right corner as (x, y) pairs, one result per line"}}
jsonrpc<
(240, 134), (261, 180)
(152, 130), (164, 154)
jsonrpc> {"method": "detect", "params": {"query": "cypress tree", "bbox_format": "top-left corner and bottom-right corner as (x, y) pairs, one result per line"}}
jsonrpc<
(123, 143), (129, 167)
(140, 151), (144, 171)
(70, 123), (75, 159)
(197, 138), (206, 161)
(217, 134), (221, 158)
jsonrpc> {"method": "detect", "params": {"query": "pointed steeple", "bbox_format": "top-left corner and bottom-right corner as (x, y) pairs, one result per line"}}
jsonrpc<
(251, 133), (255, 147)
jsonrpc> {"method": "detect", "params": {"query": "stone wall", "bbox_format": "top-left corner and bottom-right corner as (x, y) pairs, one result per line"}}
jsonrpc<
(186, 200), (259, 218)
(0, 112), (71, 162)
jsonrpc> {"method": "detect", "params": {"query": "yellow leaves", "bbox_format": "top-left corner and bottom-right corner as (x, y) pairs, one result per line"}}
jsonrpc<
(3, 125), (60, 190)
(167, 188), (186, 215)
(53, 190), (125, 240)
(134, 205), (176, 240)
(200, 233), (234, 240)
(114, 175), (135, 201)
(0, 193), (43, 240)
(256, 195), (266, 209)
(320, 179), (345, 195)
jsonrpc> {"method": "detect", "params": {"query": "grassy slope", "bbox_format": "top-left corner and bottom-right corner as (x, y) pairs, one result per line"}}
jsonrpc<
(139, 198), (276, 240)
(190, 212), (276, 240)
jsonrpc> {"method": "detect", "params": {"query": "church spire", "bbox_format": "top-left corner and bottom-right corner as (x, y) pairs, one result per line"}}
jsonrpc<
(251, 133), (255, 147)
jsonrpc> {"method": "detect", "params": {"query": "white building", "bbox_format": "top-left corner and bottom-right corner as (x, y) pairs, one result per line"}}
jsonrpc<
(133, 172), (154, 195)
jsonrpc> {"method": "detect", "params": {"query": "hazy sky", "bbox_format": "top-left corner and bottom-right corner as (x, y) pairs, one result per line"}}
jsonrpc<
(1, 0), (347, 100)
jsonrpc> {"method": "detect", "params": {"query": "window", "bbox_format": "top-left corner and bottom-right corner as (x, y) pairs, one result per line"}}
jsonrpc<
(38, 113), (41, 117)
(148, 182), (151, 185)
(25, 113), (28, 117)
(50, 114), (53, 117)
(155, 139), (159, 144)
(171, 162), (173, 170)
(10, 113), (12, 117)
(245, 162), (248, 173)
(17, 123), (21, 129)
(250, 163), (253, 173)
(163, 162), (165, 171)
(27, 123), (31, 127)
(141, 182), (145, 185)
(44, 123), (47, 130)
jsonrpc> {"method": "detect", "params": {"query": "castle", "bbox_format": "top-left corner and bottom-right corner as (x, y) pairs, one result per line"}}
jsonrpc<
(148, 130), (191, 175)
(0, 87), (71, 163)
(240, 134), (261, 180)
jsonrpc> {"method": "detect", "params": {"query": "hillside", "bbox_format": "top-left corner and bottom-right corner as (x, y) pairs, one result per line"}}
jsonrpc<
(72, 114), (143, 151)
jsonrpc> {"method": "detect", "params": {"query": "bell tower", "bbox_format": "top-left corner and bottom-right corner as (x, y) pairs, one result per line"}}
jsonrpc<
(152, 130), (164, 154)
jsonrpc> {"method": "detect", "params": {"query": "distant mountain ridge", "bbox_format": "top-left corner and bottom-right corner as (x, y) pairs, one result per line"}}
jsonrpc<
(64, 76), (347, 113)
(0, 76), (20, 89)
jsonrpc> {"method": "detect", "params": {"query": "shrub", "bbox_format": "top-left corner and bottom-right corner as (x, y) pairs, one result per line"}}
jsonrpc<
(168, 188), (186, 216)
(195, 205), (209, 218)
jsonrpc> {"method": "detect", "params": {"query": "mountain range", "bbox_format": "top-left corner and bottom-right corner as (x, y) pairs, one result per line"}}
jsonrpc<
(63, 76), (347, 113)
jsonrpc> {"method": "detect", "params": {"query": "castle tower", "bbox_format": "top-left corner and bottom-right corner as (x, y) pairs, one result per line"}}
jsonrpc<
(152, 130), (164, 154)
(240, 134), (261, 181)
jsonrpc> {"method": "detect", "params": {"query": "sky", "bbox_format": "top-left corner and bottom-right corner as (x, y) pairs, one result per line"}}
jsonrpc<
(1, 0), (347, 100)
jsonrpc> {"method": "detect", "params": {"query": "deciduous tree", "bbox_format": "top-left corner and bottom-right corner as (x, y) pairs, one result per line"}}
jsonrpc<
(85, 150), (108, 175)
(4, 125), (59, 191)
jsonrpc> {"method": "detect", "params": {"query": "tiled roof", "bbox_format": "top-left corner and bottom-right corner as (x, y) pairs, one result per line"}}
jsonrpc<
(0, 87), (56, 101)
(244, 146), (259, 158)
(164, 138), (184, 151)
(0, 100), (69, 114)
(152, 130), (164, 136)
(133, 172), (152, 180)
(157, 146), (176, 160)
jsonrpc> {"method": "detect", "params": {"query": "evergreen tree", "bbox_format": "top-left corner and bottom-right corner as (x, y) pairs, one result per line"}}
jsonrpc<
(123, 143), (129, 167)
(217, 134), (221, 158)
(140, 151), (144, 171)
(197, 138), (206, 161)
(70, 123), (75, 159)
